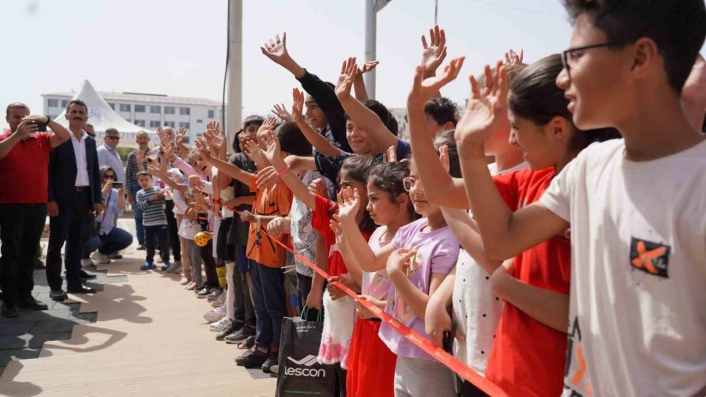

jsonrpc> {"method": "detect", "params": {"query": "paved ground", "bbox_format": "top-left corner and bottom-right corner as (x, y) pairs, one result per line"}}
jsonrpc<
(0, 219), (275, 396)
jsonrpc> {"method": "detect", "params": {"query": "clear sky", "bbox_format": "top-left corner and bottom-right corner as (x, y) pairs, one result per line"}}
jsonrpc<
(1, 0), (704, 131)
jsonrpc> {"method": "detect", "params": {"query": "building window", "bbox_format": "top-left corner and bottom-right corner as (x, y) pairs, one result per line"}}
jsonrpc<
(119, 104), (131, 112)
(61, 100), (69, 108)
(208, 110), (215, 118)
(48, 99), (58, 107)
(165, 106), (175, 114)
(150, 106), (161, 114)
(179, 107), (190, 115)
(135, 105), (146, 113)
(108, 103), (115, 110)
(135, 120), (145, 127)
(196, 119), (203, 123)
(179, 122), (190, 130)
(164, 121), (175, 128)
(149, 121), (160, 128)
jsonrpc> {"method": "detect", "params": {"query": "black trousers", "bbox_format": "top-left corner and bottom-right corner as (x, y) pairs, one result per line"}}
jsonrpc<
(47, 189), (91, 291)
(201, 240), (219, 288)
(145, 225), (169, 264)
(164, 200), (181, 262)
(0, 203), (47, 305)
(233, 245), (255, 327)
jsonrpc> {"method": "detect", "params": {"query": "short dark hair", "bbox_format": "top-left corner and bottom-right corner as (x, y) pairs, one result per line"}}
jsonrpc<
(563, 0), (706, 94)
(105, 128), (118, 135)
(243, 115), (265, 129)
(433, 129), (461, 178)
(6, 102), (29, 116)
(509, 54), (621, 151)
(345, 100), (399, 136)
(276, 122), (313, 156)
(424, 97), (459, 127)
(137, 170), (152, 179)
(66, 99), (88, 114)
(232, 129), (244, 153)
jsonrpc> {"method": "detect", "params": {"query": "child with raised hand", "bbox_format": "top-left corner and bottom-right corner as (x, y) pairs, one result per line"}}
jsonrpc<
(259, 130), (377, 395)
(338, 156), (459, 397)
(331, 161), (414, 397)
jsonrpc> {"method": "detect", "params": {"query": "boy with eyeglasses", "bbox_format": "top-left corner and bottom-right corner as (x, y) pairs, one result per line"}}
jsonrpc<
(454, 1), (706, 396)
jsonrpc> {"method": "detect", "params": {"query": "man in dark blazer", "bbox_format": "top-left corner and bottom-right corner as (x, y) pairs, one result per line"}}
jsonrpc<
(46, 100), (104, 301)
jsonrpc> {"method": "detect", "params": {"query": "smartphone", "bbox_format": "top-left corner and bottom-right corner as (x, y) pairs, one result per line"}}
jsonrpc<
(112, 181), (124, 189)
(442, 319), (457, 355)
(34, 122), (48, 132)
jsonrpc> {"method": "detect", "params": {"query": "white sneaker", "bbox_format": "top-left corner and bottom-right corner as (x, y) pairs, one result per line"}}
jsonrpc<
(90, 251), (110, 265)
(81, 259), (94, 268)
(203, 306), (226, 323)
(210, 296), (223, 308)
(210, 317), (231, 332)
(180, 277), (191, 285)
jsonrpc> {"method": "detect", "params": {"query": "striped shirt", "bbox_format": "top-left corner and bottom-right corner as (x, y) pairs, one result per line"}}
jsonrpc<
(136, 186), (167, 227)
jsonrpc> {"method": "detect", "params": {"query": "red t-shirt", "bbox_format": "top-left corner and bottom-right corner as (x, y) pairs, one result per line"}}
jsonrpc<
(484, 168), (571, 397)
(0, 131), (53, 203)
(311, 194), (371, 277)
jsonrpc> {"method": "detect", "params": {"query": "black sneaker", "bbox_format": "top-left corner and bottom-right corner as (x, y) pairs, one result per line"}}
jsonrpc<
(1, 302), (19, 318)
(235, 348), (268, 368)
(16, 296), (48, 311)
(216, 320), (244, 341)
(261, 351), (279, 373)
(197, 287), (213, 299)
(224, 325), (256, 344)
(136, 245), (146, 251)
(194, 284), (208, 294)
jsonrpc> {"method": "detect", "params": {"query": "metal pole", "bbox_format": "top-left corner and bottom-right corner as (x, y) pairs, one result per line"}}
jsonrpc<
(435, 0), (438, 25)
(227, 0), (242, 153)
(364, 0), (376, 99)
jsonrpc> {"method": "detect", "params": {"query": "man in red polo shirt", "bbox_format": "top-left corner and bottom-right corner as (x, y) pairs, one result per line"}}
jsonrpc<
(0, 102), (70, 318)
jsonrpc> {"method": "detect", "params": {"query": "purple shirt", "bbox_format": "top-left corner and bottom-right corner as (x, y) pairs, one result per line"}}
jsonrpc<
(378, 218), (459, 361)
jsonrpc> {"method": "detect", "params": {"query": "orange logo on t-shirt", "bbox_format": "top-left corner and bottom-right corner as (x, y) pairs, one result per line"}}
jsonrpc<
(629, 238), (670, 278)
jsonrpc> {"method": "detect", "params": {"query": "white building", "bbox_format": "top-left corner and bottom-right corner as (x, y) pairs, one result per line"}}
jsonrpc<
(42, 90), (222, 143)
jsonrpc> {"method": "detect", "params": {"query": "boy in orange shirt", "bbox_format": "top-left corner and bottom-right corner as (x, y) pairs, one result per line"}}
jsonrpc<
(199, 121), (313, 372)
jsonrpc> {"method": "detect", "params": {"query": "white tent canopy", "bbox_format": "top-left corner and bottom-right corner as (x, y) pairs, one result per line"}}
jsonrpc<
(52, 80), (155, 147)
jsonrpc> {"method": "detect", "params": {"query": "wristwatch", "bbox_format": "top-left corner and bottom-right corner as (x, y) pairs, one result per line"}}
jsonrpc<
(45, 115), (51, 124)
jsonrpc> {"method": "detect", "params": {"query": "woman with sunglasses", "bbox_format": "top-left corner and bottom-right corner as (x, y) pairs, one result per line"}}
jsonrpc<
(80, 166), (133, 266)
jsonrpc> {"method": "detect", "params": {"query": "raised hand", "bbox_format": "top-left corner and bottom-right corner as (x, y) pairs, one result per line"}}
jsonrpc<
(438, 144), (450, 173)
(243, 139), (267, 165)
(260, 130), (283, 167)
(14, 118), (39, 139)
(382, 145), (397, 163)
(357, 61), (380, 75)
(256, 166), (279, 190)
(272, 103), (293, 123)
(408, 57), (465, 107)
(194, 138), (212, 165)
(338, 186), (361, 224)
(308, 178), (328, 199)
(504, 49), (524, 66)
(420, 25), (448, 77)
(256, 116), (277, 142)
(175, 127), (187, 149)
(188, 174), (206, 191)
(206, 120), (220, 134)
(455, 61), (508, 147)
(334, 57), (358, 100)
(260, 32), (290, 65)
(682, 54), (706, 131)
(291, 88), (305, 121)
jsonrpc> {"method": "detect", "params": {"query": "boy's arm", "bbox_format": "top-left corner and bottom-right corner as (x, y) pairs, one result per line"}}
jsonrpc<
(285, 155), (317, 172)
(456, 63), (567, 260)
(200, 150), (254, 186)
(336, 57), (398, 153)
(260, 32), (350, 152)
(136, 192), (150, 210)
(491, 260), (569, 333)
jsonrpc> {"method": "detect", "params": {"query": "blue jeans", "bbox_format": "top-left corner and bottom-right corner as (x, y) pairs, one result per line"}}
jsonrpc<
(250, 260), (286, 350)
(132, 184), (145, 245)
(82, 227), (134, 259)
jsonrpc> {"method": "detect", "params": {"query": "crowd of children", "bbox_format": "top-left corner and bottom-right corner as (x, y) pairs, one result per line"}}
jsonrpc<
(134, 1), (706, 396)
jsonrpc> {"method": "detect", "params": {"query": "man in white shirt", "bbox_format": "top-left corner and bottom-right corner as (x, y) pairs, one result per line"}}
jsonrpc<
(46, 100), (104, 301)
(97, 128), (125, 183)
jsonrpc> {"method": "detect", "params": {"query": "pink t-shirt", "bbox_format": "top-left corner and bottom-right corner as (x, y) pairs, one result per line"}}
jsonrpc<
(378, 218), (459, 361)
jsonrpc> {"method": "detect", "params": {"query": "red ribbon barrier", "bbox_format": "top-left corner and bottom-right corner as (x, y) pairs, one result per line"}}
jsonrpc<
(259, 228), (509, 397)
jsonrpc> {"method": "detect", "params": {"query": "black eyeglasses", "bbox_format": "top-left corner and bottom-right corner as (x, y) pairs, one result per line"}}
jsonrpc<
(562, 42), (626, 78)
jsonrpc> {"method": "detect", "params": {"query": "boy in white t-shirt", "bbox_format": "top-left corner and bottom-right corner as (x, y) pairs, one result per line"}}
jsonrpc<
(453, 1), (706, 396)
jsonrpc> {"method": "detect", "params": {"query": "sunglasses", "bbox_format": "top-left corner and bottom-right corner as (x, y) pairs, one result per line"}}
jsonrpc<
(106, 136), (120, 141)
(103, 175), (115, 180)
(402, 177), (421, 192)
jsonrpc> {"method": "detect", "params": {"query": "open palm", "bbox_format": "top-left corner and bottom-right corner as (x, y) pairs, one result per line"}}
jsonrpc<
(421, 25), (448, 76)
(455, 62), (509, 146)
(338, 186), (360, 223)
(334, 57), (357, 100)
(260, 33), (290, 65)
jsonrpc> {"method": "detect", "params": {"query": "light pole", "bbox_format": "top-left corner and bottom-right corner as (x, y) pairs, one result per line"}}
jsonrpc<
(364, 0), (392, 100)
(227, 0), (242, 153)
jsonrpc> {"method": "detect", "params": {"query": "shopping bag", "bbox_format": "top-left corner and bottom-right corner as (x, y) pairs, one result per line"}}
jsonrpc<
(276, 309), (335, 397)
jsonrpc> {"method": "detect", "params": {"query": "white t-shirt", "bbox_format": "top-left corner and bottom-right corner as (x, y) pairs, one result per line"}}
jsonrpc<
(539, 139), (706, 397)
(453, 161), (528, 375)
